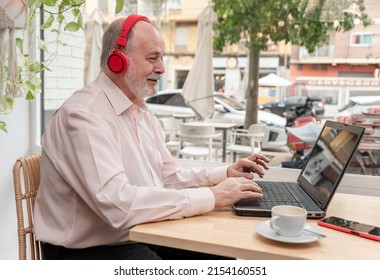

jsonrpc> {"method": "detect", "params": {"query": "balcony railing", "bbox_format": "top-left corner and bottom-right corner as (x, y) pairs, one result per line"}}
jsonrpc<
(299, 45), (334, 59)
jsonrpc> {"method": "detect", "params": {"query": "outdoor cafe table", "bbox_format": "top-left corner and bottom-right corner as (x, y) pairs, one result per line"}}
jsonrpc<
(186, 121), (238, 162)
(130, 165), (380, 260)
(130, 193), (380, 259)
(172, 112), (196, 123)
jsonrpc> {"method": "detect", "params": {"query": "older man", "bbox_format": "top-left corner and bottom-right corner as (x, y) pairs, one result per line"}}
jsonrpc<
(34, 14), (269, 260)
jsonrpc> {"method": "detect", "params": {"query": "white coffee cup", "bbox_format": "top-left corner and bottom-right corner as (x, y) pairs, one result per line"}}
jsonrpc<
(270, 205), (307, 237)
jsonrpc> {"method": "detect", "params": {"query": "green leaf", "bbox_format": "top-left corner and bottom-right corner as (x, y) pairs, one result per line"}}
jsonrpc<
(72, 7), (79, 17)
(16, 38), (23, 54)
(64, 21), (80, 32)
(27, 0), (42, 11)
(0, 121), (7, 133)
(115, 0), (124, 14)
(38, 39), (48, 52)
(41, 14), (54, 29)
(65, 0), (83, 5)
(4, 97), (14, 109)
(77, 13), (83, 29)
(26, 90), (35, 100)
(41, 0), (56, 6)
(35, 77), (42, 92)
(29, 61), (41, 73)
(58, 13), (64, 24)
(25, 80), (36, 91)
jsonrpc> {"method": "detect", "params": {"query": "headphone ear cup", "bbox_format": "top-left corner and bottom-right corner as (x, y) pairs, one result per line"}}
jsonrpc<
(107, 49), (128, 74)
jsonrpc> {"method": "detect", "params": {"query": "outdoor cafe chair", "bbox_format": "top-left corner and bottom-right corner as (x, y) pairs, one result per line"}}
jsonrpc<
(178, 123), (222, 161)
(12, 154), (42, 260)
(159, 116), (181, 155)
(204, 118), (237, 157)
(226, 123), (267, 162)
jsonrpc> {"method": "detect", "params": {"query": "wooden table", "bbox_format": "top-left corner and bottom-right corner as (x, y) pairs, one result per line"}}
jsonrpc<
(187, 121), (238, 162)
(130, 193), (380, 259)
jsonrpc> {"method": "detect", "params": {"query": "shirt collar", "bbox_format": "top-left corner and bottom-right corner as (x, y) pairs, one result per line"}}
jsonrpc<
(95, 71), (149, 115)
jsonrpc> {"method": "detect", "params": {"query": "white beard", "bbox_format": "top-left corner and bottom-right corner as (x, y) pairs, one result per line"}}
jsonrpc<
(125, 63), (158, 99)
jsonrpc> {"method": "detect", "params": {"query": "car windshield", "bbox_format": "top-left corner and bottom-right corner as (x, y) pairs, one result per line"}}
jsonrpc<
(213, 94), (245, 111)
(146, 93), (188, 107)
(284, 96), (306, 105)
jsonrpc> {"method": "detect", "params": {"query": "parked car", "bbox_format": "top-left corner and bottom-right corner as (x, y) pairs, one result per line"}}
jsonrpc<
(336, 96), (380, 123)
(145, 89), (288, 149)
(259, 96), (325, 117)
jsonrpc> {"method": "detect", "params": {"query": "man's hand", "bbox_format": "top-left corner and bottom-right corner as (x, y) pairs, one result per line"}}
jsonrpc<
(210, 177), (263, 208)
(227, 154), (270, 179)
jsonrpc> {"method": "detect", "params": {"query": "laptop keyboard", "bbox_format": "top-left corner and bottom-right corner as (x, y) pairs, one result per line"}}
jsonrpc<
(257, 181), (308, 209)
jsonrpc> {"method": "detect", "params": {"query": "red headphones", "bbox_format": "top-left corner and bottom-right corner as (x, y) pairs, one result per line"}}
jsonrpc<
(107, 14), (150, 74)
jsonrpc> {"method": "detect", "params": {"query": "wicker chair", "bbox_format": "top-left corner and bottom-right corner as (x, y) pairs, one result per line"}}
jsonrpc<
(12, 154), (42, 260)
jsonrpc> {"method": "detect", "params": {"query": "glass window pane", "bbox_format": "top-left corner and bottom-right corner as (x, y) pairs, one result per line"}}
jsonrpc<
(175, 24), (188, 45)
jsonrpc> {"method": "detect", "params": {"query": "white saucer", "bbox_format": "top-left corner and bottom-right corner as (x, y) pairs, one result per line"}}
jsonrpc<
(256, 221), (321, 244)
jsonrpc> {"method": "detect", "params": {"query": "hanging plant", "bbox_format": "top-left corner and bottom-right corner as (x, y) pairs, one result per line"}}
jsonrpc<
(0, 0), (86, 133)
(0, 0), (129, 133)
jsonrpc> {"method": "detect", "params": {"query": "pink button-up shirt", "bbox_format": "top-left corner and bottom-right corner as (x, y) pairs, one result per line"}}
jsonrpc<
(34, 72), (228, 248)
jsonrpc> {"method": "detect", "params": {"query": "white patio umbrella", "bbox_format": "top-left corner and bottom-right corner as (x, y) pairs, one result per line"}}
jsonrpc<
(84, 9), (104, 85)
(258, 73), (291, 87)
(182, 6), (216, 120)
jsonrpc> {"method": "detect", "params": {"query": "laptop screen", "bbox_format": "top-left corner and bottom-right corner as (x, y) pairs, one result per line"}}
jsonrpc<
(298, 121), (365, 209)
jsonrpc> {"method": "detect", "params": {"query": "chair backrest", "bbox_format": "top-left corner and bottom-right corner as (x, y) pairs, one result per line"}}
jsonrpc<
(160, 117), (179, 135)
(179, 123), (217, 145)
(247, 124), (266, 138)
(159, 116), (180, 141)
(246, 124), (267, 150)
(12, 154), (42, 260)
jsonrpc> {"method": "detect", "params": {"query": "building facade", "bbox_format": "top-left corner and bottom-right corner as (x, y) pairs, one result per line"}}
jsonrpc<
(290, 0), (380, 117)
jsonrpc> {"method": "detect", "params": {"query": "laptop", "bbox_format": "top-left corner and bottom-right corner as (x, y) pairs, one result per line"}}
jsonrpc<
(233, 120), (365, 219)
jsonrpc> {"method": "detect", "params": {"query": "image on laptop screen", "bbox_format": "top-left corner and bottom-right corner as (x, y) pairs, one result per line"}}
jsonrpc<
(300, 124), (361, 200)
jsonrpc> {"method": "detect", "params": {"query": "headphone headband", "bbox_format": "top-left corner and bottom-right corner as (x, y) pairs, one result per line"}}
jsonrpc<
(115, 14), (150, 47)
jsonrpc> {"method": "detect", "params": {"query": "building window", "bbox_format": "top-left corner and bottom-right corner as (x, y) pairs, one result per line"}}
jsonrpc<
(175, 24), (187, 45)
(311, 64), (318, 70)
(175, 70), (188, 88)
(169, 0), (182, 9)
(350, 33), (372, 46)
(297, 64), (303, 71)
(175, 23), (188, 52)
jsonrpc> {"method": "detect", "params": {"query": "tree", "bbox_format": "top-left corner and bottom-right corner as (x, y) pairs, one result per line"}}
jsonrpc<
(212, 0), (372, 128)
